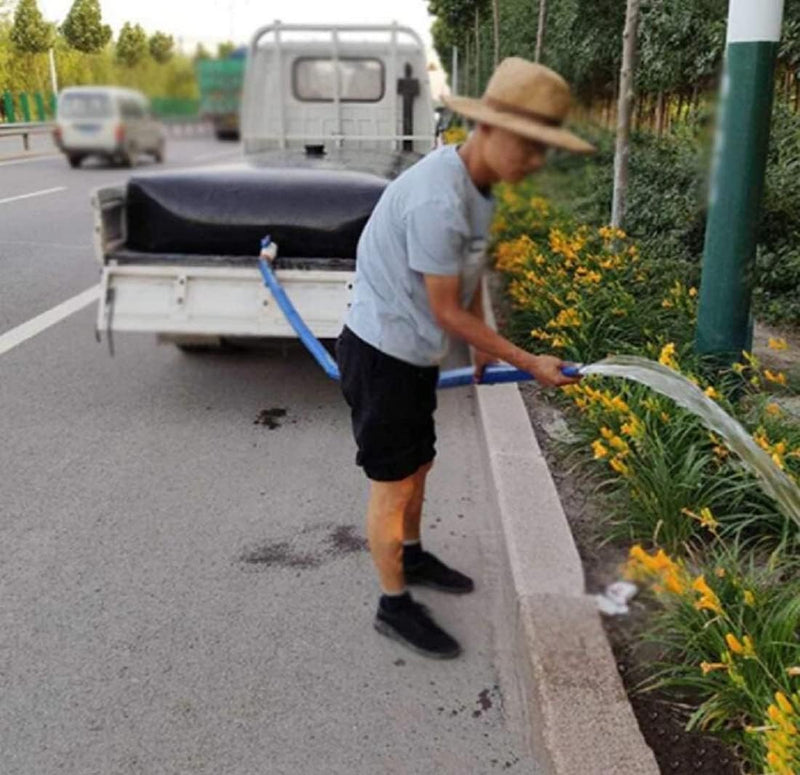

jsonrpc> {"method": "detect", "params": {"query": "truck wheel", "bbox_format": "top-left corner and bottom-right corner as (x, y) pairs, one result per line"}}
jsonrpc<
(157, 334), (225, 352)
(67, 154), (83, 168)
(119, 146), (135, 168)
(153, 142), (165, 163)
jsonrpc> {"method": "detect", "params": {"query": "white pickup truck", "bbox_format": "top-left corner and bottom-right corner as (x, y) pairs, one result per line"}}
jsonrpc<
(92, 23), (436, 350)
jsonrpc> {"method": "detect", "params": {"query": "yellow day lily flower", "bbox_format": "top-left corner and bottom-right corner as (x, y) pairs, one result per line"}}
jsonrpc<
(700, 662), (728, 674)
(775, 692), (795, 716)
(768, 337), (789, 351)
(726, 633), (756, 658)
(609, 457), (630, 477)
(765, 370), (788, 387)
(693, 576), (723, 615)
(726, 633), (745, 654)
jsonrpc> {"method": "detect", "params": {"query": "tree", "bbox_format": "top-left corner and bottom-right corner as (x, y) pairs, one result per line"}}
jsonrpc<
(115, 22), (148, 67)
(491, 0), (499, 67)
(217, 41), (235, 59)
(149, 31), (174, 64)
(193, 43), (211, 61)
(535, 0), (547, 62)
(612, 0), (641, 228)
(61, 0), (111, 54)
(10, 0), (53, 54)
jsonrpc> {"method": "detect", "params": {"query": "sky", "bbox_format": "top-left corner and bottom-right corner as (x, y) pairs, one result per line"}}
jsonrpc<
(37, 0), (437, 55)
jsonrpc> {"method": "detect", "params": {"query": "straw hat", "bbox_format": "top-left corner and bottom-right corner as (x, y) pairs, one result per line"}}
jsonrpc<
(443, 57), (594, 154)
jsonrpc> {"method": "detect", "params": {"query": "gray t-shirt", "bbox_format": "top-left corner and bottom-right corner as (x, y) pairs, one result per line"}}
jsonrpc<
(345, 145), (495, 367)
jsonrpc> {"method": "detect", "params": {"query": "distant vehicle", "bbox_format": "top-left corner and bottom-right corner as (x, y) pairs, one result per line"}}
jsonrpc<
(196, 50), (246, 141)
(54, 86), (166, 169)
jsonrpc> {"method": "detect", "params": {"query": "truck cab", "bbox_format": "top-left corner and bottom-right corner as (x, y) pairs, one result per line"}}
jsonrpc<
(92, 23), (435, 351)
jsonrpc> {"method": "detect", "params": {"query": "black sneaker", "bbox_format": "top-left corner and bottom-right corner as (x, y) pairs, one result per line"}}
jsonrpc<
(374, 595), (461, 659)
(404, 551), (475, 594)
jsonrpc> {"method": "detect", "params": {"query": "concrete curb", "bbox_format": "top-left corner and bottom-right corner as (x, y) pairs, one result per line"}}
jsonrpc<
(475, 277), (659, 774)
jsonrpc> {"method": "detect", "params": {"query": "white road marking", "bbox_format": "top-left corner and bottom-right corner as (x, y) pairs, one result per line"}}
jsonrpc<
(0, 153), (61, 167)
(0, 153), (61, 168)
(191, 149), (243, 162)
(0, 240), (91, 250)
(0, 285), (99, 357)
(0, 186), (67, 206)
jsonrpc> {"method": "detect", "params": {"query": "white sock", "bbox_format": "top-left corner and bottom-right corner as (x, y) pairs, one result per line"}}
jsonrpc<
(381, 587), (408, 597)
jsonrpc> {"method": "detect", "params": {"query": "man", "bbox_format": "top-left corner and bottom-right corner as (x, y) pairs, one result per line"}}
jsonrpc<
(336, 57), (594, 659)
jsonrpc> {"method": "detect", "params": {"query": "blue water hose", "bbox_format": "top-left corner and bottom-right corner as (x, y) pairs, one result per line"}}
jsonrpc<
(257, 237), (582, 388)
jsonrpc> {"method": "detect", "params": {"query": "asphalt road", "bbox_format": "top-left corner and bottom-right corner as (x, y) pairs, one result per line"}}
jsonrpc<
(0, 138), (539, 774)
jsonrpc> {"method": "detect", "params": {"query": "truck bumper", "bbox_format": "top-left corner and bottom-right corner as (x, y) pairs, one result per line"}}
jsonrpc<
(96, 264), (353, 340)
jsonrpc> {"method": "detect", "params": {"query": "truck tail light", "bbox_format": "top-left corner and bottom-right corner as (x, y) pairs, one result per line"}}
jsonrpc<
(115, 124), (125, 143)
(53, 125), (62, 141)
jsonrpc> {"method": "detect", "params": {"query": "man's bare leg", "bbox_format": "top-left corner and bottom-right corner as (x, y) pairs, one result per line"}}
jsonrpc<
(368, 467), (461, 659)
(366, 475), (416, 593)
(399, 461), (475, 594)
(403, 461), (433, 542)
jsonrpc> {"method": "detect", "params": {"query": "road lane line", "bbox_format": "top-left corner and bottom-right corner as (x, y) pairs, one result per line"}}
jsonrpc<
(0, 153), (61, 168)
(0, 186), (67, 206)
(0, 286), (99, 357)
(191, 149), (243, 162)
(0, 240), (92, 250)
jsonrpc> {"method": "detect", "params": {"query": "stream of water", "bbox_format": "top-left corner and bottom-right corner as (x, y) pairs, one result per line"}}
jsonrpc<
(581, 355), (800, 528)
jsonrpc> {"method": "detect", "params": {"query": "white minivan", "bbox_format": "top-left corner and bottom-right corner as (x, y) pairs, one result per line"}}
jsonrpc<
(54, 86), (166, 169)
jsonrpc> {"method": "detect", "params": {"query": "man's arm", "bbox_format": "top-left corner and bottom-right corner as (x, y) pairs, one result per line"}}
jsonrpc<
(467, 280), (485, 319)
(424, 274), (578, 388)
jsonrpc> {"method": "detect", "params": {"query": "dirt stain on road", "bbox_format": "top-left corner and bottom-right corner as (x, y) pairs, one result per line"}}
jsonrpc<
(254, 407), (288, 429)
(240, 524), (368, 570)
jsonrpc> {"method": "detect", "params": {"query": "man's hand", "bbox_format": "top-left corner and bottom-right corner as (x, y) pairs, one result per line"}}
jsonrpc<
(520, 353), (582, 388)
(472, 349), (497, 383)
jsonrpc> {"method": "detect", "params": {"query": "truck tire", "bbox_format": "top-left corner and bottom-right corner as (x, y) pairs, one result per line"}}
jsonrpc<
(67, 154), (83, 168)
(157, 334), (225, 352)
(215, 129), (239, 142)
(153, 141), (165, 163)
(119, 146), (135, 168)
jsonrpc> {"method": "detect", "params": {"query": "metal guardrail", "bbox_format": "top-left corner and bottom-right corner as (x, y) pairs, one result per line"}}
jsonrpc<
(0, 121), (54, 151)
(0, 118), (215, 153)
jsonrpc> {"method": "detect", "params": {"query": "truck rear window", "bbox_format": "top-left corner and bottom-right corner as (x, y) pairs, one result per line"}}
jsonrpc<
(58, 93), (113, 119)
(293, 58), (384, 103)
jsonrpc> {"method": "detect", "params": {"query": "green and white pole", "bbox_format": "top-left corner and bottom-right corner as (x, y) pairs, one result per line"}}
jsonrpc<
(695, 0), (784, 357)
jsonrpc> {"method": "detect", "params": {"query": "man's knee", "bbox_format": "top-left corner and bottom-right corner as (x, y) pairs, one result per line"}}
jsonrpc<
(416, 461), (434, 479)
(371, 474), (417, 510)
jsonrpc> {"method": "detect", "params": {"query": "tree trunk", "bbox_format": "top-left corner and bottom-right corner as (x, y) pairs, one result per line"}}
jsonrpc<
(464, 31), (471, 96)
(611, 0), (641, 229)
(656, 90), (665, 137)
(535, 0), (547, 63)
(795, 77), (800, 113)
(475, 6), (481, 93)
(492, 0), (500, 69)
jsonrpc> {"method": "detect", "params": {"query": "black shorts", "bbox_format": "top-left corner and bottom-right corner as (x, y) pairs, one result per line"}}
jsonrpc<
(336, 326), (438, 482)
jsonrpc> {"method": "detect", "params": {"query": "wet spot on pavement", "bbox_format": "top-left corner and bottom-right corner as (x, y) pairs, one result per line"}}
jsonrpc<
(240, 540), (321, 569)
(254, 407), (287, 429)
(327, 524), (368, 555)
(239, 523), (368, 571)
